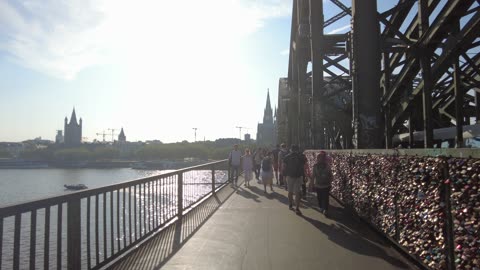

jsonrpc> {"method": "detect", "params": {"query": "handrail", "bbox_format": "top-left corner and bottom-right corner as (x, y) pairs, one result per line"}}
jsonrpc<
(0, 159), (230, 270)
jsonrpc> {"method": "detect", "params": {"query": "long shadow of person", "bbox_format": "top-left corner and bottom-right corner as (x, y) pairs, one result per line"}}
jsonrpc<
(301, 215), (410, 268)
(235, 186), (261, 202)
(246, 185), (298, 208)
(307, 198), (388, 247)
(270, 192), (290, 205)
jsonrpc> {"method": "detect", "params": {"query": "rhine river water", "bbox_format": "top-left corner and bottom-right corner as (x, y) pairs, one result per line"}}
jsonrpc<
(0, 168), (226, 269)
(0, 168), (170, 206)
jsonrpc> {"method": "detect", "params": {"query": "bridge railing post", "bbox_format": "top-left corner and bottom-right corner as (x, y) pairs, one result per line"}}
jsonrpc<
(211, 164), (216, 194)
(228, 163), (231, 183)
(67, 198), (81, 270)
(394, 192), (400, 242)
(440, 157), (455, 270)
(177, 172), (183, 218)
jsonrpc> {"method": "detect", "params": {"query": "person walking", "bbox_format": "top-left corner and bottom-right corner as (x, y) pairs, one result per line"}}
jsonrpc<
(302, 154), (312, 199)
(253, 147), (263, 181)
(278, 143), (288, 189)
(271, 144), (280, 184)
(261, 149), (274, 193)
(242, 149), (254, 188)
(311, 151), (333, 216)
(228, 144), (242, 187)
(283, 145), (306, 215)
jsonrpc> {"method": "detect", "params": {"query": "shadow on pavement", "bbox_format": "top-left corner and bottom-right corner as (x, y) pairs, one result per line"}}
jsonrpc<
(111, 183), (236, 270)
(301, 212), (410, 269)
(235, 186), (261, 202)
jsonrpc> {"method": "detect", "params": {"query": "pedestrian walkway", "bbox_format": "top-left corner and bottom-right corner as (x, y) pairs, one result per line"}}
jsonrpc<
(110, 177), (416, 270)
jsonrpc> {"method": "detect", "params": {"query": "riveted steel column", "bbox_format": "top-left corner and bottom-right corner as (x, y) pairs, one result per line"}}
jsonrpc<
(475, 90), (480, 123)
(309, 0), (324, 149)
(297, 53), (308, 148)
(419, 0), (434, 148)
(453, 22), (464, 148)
(383, 52), (392, 149)
(351, 0), (382, 149)
(409, 112), (414, 148)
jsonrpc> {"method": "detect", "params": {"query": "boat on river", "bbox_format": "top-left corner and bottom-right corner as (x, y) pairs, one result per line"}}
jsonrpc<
(64, 184), (88, 190)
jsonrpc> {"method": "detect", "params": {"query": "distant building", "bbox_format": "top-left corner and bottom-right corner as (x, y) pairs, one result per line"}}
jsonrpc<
(118, 128), (126, 142)
(64, 108), (82, 147)
(244, 133), (251, 142)
(55, 130), (64, 144)
(256, 90), (276, 146)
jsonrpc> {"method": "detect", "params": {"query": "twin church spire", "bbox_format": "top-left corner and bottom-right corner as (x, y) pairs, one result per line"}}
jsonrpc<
(64, 107), (82, 146)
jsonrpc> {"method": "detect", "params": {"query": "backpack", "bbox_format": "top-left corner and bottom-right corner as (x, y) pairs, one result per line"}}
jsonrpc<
(272, 149), (280, 163)
(314, 164), (331, 186)
(284, 153), (305, 177)
(262, 158), (271, 172)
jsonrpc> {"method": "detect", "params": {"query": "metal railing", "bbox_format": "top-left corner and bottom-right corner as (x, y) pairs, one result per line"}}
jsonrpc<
(0, 160), (229, 270)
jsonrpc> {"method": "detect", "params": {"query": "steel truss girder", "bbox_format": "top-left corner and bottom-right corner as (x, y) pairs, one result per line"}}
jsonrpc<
(432, 54), (480, 110)
(389, 1), (480, 128)
(284, 0), (353, 149)
(382, 0), (471, 107)
(381, 0), (442, 96)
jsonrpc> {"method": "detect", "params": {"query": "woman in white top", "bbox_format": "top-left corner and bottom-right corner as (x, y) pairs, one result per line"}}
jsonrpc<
(242, 149), (254, 187)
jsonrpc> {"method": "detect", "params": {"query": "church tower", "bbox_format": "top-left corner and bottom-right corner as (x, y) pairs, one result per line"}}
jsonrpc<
(256, 89), (275, 146)
(118, 128), (126, 143)
(64, 108), (82, 146)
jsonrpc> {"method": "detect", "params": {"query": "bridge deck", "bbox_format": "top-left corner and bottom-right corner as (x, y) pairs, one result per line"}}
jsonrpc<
(111, 177), (416, 270)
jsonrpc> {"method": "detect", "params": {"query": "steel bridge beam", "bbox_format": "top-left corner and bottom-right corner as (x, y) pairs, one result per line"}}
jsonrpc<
(351, 0), (382, 148)
(310, 0), (325, 149)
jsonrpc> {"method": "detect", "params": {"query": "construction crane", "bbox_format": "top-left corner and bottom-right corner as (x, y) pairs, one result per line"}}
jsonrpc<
(96, 130), (107, 142)
(235, 126), (248, 140)
(108, 128), (117, 142)
(192, 127), (198, 142)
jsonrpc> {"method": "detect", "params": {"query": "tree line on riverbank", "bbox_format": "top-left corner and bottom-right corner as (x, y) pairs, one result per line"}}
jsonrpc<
(6, 139), (260, 162)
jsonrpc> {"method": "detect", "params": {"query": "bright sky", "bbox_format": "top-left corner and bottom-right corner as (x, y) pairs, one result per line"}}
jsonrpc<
(0, 0), (395, 143)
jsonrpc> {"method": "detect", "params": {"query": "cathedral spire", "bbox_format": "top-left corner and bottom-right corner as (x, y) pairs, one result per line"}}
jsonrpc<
(69, 107), (78, 125)
(266, 89), (271, 111)
(263, 89), (273, 125)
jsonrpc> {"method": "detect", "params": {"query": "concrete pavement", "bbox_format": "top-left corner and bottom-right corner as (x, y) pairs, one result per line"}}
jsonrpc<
(111, 177), (416, 270)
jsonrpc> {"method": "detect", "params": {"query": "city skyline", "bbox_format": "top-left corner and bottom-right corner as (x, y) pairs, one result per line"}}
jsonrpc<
(0, 1), (395, 143)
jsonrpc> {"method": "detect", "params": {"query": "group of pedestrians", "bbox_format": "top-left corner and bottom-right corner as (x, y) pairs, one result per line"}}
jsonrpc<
(228, 143), (333, 217)
(229, 146), (275, 193)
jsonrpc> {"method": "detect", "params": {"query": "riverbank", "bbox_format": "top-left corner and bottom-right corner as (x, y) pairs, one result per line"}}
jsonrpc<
(0, 158), (209, 169)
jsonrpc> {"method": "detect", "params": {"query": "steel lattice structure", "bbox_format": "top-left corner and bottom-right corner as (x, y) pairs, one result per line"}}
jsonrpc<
(277, 0), (480, 149)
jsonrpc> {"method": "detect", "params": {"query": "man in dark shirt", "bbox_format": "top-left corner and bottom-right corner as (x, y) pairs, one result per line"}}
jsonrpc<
(282, 144), (306, 215)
